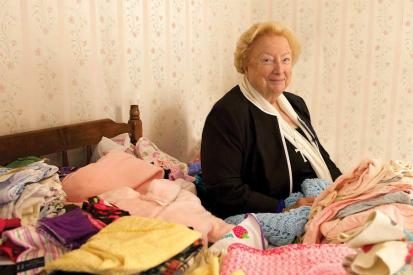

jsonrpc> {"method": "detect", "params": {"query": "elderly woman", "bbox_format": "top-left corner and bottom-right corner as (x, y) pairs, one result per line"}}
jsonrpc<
(201, 21), (341, 219)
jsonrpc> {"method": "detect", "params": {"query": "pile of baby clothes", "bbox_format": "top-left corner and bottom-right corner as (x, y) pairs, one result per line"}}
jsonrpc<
(304, 159), (413, 244)
(0, 158), (66, 225)
(340, 210), (413, 275)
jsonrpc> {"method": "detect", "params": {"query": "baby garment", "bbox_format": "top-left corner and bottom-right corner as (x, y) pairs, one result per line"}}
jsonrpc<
(397, 236), (413, 275)
(45, 216), (201, 275)
(188, 161), (202, 176)
(141, 238), (203, 275)
(220, 243), (354, 275)
(37, 207), (99, 250)
(225, 178), (329, 246)
(338, 210), (405, 247)
(91, 133), (135, 162)
(209, 213), (266, 255)
(12, 174), (66, 225)
(135, 137), (194, 182)
(225, 207), (310, 246)
(351, 241), (408, 275)
(0, 218), (20, 234)
(339, 210), (412, 275)
(5, 156), (43, 168)
(304, 159), (413, 244)
(82, 196), (130, 225)
(0, 161), (58, 204)
(336, 191), (412, 219)
(1, 225), (67, 275)
(321, 203), (413, 244)
(99, 182), (233, 244)
(62, 150), (164, 202)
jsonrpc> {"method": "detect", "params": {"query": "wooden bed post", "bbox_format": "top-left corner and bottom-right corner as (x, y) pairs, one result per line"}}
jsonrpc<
(128, 105), (142, 144)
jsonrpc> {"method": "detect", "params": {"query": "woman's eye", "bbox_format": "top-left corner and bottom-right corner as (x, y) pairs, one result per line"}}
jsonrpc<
(261, 58), (273, 64)
(283, 57), (291, 63)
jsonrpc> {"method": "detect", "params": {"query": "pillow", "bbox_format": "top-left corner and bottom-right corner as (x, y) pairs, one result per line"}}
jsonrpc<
(91, 133), (134, 162)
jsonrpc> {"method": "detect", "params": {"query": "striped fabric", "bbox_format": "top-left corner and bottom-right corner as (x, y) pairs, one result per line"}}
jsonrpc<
(2, 225), (67, 275)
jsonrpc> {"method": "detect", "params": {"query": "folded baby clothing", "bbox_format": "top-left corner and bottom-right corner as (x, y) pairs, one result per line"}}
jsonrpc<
(209, 213), (267, 255)
(340, 210), (413, 275)
(37, 207), (99, 250)
(338, 210), (405, 248)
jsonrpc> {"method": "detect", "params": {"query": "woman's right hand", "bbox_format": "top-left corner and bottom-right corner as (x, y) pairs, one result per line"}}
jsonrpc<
(284, 197), (315, 212)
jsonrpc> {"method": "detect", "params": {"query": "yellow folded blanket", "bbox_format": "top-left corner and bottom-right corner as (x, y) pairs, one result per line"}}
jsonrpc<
(45, 216), (201, 275)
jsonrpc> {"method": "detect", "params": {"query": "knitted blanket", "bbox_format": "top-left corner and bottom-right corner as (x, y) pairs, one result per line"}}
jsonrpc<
(225, 178), (330, 246)
(220, 243), (354, 275)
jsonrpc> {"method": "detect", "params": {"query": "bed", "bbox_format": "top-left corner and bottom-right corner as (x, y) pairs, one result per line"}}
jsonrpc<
(2, 104), (410, 275)
(0, 105), (142, 166)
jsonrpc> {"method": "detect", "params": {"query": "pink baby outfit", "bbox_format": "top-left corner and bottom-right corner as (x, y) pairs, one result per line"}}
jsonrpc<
(220, 243), (354, 275)
(99, 181), (233, 243)
(62, 150), (164, 202)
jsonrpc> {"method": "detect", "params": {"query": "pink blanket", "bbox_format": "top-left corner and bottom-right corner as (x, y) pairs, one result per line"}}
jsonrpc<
(220, 243), (354, 275)
(62, 150), (164, 202)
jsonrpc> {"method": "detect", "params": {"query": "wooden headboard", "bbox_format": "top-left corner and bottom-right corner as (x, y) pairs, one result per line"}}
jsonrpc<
(0, 105), (142, 166)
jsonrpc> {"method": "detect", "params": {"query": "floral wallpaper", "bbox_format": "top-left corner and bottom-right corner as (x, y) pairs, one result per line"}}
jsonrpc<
(1, 0), (413, 172)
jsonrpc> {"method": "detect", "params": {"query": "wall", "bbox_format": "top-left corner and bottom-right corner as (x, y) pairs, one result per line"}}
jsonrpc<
(1, 0), (413, 172)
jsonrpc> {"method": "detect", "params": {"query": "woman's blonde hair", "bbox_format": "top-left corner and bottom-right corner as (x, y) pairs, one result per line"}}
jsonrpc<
(234, 21), (301, 74)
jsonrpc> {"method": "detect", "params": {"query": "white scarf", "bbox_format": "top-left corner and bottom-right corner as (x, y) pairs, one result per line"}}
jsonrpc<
(239, 77), (332, 182)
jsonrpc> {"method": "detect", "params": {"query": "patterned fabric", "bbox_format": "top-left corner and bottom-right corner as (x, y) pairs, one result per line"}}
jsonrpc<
(1, 225), (67, 275)
(209, 213), (266, 255)
(220, 243), (354, 275)
(135, 137), (194, 182)
(141, 238), (203, 275)
(339, 210), (413, 275)
(15, 174), (66, 225)
(0, 161), (59, 204)
(0, 174), (66, 224)
(82, 196), (130, 225)
(397, 241), (413, 274)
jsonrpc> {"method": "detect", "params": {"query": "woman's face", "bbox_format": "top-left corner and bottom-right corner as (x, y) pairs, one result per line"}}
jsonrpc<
(244, 34), (292, 100)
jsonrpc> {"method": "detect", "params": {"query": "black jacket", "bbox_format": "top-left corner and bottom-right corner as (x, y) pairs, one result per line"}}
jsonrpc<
(201, 86), (341, 218)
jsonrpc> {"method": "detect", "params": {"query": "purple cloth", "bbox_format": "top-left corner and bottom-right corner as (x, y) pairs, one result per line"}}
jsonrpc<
(58, 166), (78, 180)
(188, 161), (201, 176)
(38, 208), (98, 250)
